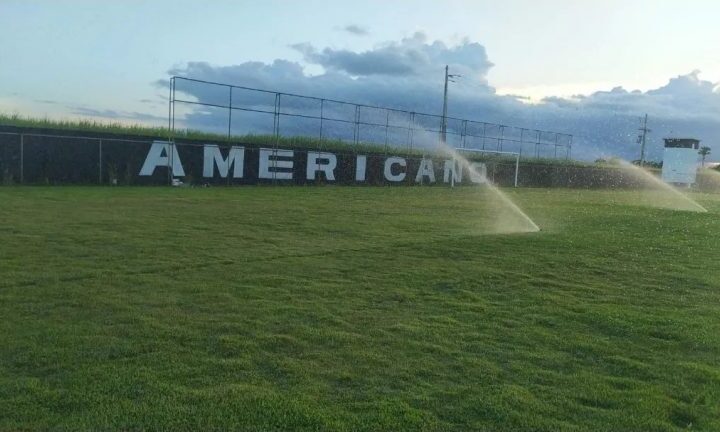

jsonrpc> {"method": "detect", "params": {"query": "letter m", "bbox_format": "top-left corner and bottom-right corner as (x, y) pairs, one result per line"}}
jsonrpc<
(203, 145), (245, 178)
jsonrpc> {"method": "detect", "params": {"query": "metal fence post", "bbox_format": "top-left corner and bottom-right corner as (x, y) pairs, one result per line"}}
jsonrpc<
(98, 139), (103, 184)
(498, 125), (505, 151)
(228, 86), (233, 139)
(481, 123), (487, 150)
(353, 105), (360, 146)
(19, 133), (24, 184)
(273, 93), (282, 183)
(461, 120), (468, 149)
(384, 110), (390, 154)
(167, 77), (173, 140)
(319, 99), (324, 145)
(273, 93), (281, 149)
(409, 112), (415, 152)
(168, 77), (176, 186)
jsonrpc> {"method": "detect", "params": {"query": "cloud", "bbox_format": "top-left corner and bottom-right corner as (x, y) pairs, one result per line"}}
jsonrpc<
(34, 99), (60, 105)
(164, 34), (720, 161)
(547, 74), (720, 122)
(533, 72), (720, 158)
(342, 24), (368, 36)
(291, 32), (493, 80)
(71, 106), (166, 123)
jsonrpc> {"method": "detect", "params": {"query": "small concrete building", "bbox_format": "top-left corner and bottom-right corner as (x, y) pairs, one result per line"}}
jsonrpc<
(662, 138), (700, 185)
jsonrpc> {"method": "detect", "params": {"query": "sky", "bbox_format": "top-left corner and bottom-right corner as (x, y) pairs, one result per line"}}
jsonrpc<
(1, 0), (719, 160)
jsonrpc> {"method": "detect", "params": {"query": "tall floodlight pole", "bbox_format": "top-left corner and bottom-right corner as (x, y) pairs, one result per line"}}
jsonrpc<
(441, 65), (461, 188)
(441, 66), (450, 144)
(441, 65), (460, 146)
(637, 114), (650, 167)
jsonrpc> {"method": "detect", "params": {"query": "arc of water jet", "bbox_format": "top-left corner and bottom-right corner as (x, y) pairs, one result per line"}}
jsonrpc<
(483, 180), (541, 232)
(443, 146), (541, 233)
(617, 160), (707, 213)
(698, 168), (720, 192)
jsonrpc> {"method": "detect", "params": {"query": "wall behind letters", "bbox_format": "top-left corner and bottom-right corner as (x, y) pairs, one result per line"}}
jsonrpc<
(0, 125), (654, 188)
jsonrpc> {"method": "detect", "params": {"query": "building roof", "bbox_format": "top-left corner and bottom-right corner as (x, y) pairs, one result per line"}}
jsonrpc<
(664, 138), (700, 149)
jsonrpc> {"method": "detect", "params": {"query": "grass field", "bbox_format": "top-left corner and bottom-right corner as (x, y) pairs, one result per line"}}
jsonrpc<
(1, 186), (719, 431)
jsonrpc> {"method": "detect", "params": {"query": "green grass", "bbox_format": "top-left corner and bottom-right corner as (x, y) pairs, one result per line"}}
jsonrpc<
(0, 113), (387, 153)
(0, 112), (172, 139)
(1, 186), (719, 431)
(0, 113), (592, 166)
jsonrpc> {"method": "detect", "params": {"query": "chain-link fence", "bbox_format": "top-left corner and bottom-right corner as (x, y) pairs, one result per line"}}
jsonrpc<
(169, 76), (573, 159)
(0, 131), (158, 185)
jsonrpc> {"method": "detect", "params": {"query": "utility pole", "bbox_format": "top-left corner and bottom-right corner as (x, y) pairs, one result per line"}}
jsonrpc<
(637, 114), (650, 167)
(440, 65), (460, 146)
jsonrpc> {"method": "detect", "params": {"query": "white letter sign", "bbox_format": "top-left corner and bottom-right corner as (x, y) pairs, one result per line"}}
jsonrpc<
(469, 162), (487, 183)
(259, 149), (294, 180)
(203, 145), (245, 178)
(355, 155), (367, 181)
(306, 152), (337, 181)
(443, 159), (462, 183)
(139, 141), (185, 177)
(415, 158), (436, 183)
(384, 157), (406, 182)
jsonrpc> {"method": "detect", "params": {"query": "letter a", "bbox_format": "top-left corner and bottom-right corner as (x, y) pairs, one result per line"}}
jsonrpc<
(139, 141), (185, 177)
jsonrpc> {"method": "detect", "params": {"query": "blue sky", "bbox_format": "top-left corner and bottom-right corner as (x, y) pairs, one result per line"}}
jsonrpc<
(1, 0), (719, 159)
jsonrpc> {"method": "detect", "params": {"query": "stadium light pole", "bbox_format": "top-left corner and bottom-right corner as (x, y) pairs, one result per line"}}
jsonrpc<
(442, 65), (460, 187)
(637, 114), (650, 167)
(441, 65), (461, 146)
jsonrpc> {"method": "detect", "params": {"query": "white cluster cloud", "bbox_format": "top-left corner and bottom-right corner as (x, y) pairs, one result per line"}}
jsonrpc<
(165, 33), (720, 161)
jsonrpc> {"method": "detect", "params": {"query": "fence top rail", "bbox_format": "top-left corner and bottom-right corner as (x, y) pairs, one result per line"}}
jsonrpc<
(0, 131), (155, 144)
(175, 76), (406, 114)
(171, 76), (573, 140)
(456, 148), (520, 157)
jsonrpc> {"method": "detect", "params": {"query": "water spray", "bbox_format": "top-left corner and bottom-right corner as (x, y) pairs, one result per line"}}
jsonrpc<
(698, 168), (720, 192)
(618, 160), (707, 212)
(441, 144), (541, 233)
